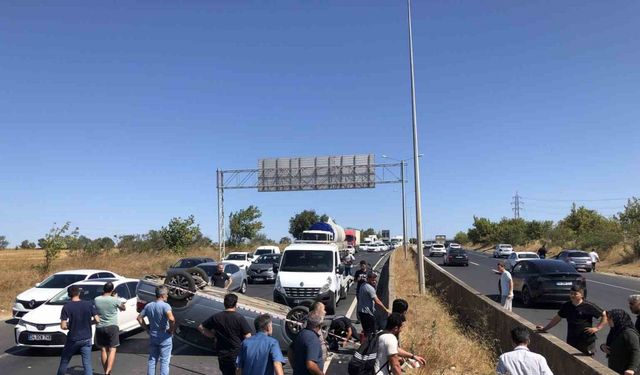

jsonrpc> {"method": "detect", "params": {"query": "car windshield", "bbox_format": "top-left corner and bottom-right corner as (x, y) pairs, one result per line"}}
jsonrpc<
(500, 245), (512, 249)
(226, 254), (246, 260)
(569, 251), (590, 258)
(47, 284), (105, 305)
(520, 254), (538, 259)
(280, 250), (333, 272)
(433, 245), (444, 249)
(536, 261), (578, 274)
(38, 274), (87, 288)
(254, 249), (271, 255)
(255, 255), (280, 264)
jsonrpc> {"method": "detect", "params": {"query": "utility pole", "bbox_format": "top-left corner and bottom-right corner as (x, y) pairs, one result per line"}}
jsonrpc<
(511, 192), (523, 219)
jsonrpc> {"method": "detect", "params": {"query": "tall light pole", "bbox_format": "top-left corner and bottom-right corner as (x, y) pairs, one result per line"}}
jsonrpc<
(407, 0), (426, 294)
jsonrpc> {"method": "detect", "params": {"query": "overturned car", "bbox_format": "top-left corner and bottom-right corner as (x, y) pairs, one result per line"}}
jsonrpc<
(136, 269), (309, 352)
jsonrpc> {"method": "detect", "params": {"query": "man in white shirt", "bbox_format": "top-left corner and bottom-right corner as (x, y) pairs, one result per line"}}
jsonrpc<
(497, 262), (514, 311)
(375, 313), (425, 375)
(497, 327), (553, 375)
(589, 249), (600, 272)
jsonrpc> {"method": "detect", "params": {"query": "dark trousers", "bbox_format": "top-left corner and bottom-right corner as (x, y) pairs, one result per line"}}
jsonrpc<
(219, 357), (237, 375)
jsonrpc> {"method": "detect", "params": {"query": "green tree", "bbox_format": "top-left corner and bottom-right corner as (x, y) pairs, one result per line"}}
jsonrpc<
(525, 220), (553, 242)
(288, 210), (326, 240)
(40, 222), (78, 272)
(467, 216), (496, 244)
(160, 215), (203, 254)
(617, 197), (640, 258)
(0, 236), (8, 249)
(20, 240), (36, 249)
(492, 218), (528, 245)
(229, 206), (264, 245)
(454, 231), (469, 244)
(279, 237), (292, 245)
(361, 228), (376, 239)
(249, 233), (276, 246)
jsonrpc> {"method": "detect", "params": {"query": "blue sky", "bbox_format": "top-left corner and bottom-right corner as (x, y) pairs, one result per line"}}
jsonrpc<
(1, 1), (638, 246)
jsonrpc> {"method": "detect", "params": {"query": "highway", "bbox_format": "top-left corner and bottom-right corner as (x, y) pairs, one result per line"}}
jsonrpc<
(0, 250), (387, 375)
(434, 249), (640, 365)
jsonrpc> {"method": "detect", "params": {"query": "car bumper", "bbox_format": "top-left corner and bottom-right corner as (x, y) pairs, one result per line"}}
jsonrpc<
(15, 324), (68, 348)
(273, 289), (333, 308)
(430, 251), (446, 256)
(447, 259), (468, 265)
(248, 272), (276, 282)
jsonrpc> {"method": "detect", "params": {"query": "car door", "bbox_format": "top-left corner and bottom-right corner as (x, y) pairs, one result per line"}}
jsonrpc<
(225, 264), (241, 291)
(334, 251), (343, 294)
(114, 282), (136, 331)
(507, 253), (517, 269)
(511, 263), (525, 292)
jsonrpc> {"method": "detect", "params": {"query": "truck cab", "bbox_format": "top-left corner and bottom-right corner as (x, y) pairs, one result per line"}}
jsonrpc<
(273, 242), (348, 315)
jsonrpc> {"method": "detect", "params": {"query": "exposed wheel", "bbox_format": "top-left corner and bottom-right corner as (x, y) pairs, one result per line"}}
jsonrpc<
(165, 271), (196, 300)
(522, 286), (535, 307)
(240, 280), (247, 294)
(285, 306), (309, 339)
(185, 267), (209, 288)
(326, 293), (336, 315)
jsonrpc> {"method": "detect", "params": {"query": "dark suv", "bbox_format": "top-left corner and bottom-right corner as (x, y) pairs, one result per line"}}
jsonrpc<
(167, 257), (214, 273)
(511, 259), (587, 307)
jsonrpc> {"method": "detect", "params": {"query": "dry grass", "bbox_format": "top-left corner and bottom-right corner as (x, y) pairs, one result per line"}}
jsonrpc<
(0, 247), (221, 319)
(390, 250), (496, 375)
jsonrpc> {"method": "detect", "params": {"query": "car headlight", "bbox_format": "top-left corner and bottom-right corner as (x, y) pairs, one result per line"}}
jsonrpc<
(275, 277), (286, 294)
(319, 277), (332, 294)
(17, 319), (25, 326)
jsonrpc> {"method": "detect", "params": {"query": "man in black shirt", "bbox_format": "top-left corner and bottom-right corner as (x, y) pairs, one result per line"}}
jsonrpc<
(327, 316), (358, 350)
(211, 263), (232, 289)
(629, 294), (640, 332)
(353, 261), (369, 297)
(536, 285), (607, 355)
(198, 293), (252, 375)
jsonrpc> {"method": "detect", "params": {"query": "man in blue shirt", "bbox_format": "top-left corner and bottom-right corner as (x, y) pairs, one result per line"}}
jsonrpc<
(292, 312), (324, 375)
(137, 285), (176, 375)
(236, 314), (286, 375)
(57, 285), (100, 375)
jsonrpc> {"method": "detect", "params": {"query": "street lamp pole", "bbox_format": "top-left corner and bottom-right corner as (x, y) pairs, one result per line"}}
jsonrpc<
(407, 0), (426, 294)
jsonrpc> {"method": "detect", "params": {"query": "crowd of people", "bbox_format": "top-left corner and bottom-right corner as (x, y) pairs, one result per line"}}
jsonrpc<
(53, 260), (639, 375)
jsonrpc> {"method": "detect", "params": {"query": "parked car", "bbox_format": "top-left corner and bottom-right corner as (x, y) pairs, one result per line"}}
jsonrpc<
(511, 259), (587, 307)
(254, 245), (281, 257)
(446, 243), (462, 251)
(196, 261), (248, 294)
(443, 248), (469, 266)
(555, 250), (593, 272)
(359, 243), (371, 252)
(15, 277), (140, 347)
(247, 254), (282, 284)
(168, 257), (215, 272)
(13, 269), (122, 318)
(507, 252), (540, 270)
(429, 243), (446, 257)
(224, 252), (253, 269)
(493, 244), (514, 258)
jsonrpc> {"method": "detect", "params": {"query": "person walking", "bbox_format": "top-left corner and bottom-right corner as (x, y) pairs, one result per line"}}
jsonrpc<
(537, 244), (548, 259)
(496, 262), (514, 311)
(497, 327), (554, 375)
(629, 295), (640, 332)
(353, 261), (369, 296)
(589, 249), (600, 272)
(600, 309), (640, 375)
(292, 311), (324, 375)
(343, 252), (355, 277)
(357, 272), (391, 343)
(56, 285), (100, 375)
(137, 285), (176, 375)
(236, 314), (286, 375)
(211, 263), (232, 289)
(94, 281), (126, 375)
(536, 285), (607, 356)
(375, 313), (425, 375)
(197, 293), (252, 375)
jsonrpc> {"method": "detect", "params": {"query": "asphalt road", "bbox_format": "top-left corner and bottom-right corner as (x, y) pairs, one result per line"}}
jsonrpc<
(431, 249), (640, 365)
(0, 250), (388, 375)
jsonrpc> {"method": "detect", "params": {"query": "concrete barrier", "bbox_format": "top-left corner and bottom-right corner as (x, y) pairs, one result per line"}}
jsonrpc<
(408, 248), (615, 375)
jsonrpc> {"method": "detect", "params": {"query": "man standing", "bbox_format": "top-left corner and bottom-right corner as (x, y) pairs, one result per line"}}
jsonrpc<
(536, 285), (607, 356)
(211, 263), (232, 289)
(375, 313), (425, 375)
(629, 295), (640, 332)
(57, 285), (100, 375)
(497, 327), (554, 375)
(236, 314), (285, 375)
(94, 281), (126, 375)
(137, 285), (176, 375)
(357, 272), (391, 342)
(292, 312), (324, 375)
(353, 261), (368, 297)
(343, 252), (355, 277)
(497, 262), (514, 311)
(537, 244), (548, 259)
(589, 249), (600, 272)
(198, 293), (252, 375)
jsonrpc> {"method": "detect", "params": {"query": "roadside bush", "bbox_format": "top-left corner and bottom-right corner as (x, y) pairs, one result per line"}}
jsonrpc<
(453, 231), (468, 244)
(160, 215), (203, 254)
(467, 216), (496, 244)
(492, 218), (527, 245)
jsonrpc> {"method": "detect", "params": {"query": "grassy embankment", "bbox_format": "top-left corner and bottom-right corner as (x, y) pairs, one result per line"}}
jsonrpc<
(0, 247), (221, 319)
(465, 241), (640, 278)
(389, 249), (496, 374)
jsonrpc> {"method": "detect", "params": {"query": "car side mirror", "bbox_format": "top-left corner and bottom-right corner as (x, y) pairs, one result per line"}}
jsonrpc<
(35, 282), (41, 287)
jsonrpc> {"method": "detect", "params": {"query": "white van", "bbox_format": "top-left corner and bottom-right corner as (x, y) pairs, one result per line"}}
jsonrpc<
(254, 245), (281, 257)
(273, 242), (349, 315)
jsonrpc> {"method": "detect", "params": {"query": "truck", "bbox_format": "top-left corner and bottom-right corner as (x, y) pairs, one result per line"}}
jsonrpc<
(344, 229), (360, 251)
(273, 217), (352, 315)
(435, 234), (446, 245)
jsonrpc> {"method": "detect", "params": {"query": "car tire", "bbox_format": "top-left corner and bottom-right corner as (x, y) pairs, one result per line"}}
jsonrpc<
(285, 306), (309, 339)
(326, 293), (337, 315)
(522, 286), (535, 307)
(240, 280), (247, 294)
(185, 267), (209, 286)
(165, 270), (196, 300)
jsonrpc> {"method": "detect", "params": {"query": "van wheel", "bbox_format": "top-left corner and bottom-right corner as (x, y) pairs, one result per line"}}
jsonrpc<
(522, 286), (535, 307)
(326, 293), (336, 315)
(165, 271), (196, 300)
(285, 306), (309, 339)
(185, 267), (209, 288)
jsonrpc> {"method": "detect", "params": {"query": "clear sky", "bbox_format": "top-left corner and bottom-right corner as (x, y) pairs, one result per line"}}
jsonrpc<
(1, 1), (638, 246)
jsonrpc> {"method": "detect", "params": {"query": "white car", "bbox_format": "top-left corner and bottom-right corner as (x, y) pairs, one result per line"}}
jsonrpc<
(493, 244), (514, 258)
(224, 252), (254, 269)
(447, 243), (462, 251)
(13, 269), (122, 318)
(15, 277), (140, 348)
(429, 243), (446, 257)
(506, 252), (540, 270)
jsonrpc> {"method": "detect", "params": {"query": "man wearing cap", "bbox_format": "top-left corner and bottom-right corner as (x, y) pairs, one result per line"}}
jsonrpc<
(357, 272), (390, 343)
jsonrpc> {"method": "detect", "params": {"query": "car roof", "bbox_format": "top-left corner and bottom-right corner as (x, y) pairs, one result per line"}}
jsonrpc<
(284, 243), (339, 251)
(70, 277), (138, 286)
(53, 269), (118, 275)
(178, 257), (212, 261)
(515, 252), (537, 255)
(228, 252), (250, 255)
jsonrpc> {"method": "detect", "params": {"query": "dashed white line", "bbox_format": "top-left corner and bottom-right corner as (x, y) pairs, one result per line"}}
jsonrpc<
(470, 261), (479, 266)
(588, 279), (639, 292)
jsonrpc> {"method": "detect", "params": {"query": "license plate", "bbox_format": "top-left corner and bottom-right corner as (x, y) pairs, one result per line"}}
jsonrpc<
(455, 256), (463, 259)
(28, 334), (51, 341)
(556, 282), (572, 286)
(293, 299), (302, 304)
(255, 277), (263, 281)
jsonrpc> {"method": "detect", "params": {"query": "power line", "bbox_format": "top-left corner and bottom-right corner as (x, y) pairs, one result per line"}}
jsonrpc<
(522, 196), (628, 202)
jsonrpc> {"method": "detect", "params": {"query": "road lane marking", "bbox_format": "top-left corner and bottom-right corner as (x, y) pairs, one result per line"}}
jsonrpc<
(588, 279), (640, 292)
(470, 262), (479, 266)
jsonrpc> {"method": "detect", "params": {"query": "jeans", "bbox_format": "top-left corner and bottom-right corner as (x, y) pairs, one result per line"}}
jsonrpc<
(57, 338), (93, 375)
(148, 336), (173, 375)
(344, 266), (353, 276)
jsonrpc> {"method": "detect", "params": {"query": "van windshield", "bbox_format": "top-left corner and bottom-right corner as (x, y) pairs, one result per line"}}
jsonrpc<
(280, 250), (333, 272)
